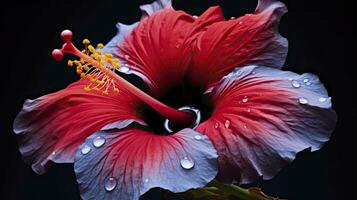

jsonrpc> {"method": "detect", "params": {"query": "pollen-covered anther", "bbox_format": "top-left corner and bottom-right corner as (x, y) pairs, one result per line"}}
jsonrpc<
(88, 45), (95, 53)
(82, 39), (90, 45)
(67, 60), (73, 67)
(102, 90), (109, 96)
(97, 43), (104, 49)
(84, 86), (91, 91)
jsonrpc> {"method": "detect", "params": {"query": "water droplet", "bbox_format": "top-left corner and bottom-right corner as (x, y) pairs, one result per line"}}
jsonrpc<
(144, 178), (149, 183)
(238, 21), (243, 25)
(119, 66), (130, 73)
(180, 157), (194, 170)
(246, 14), (253, 16)
(104, 177), (117, 192)
(243, 124), (247, 129)
(230, 17), (235, 20)
(93, 136), (105, 148)
(288, 78), (293, 81)
(242, 96), (249, 103)
(51, 151), (56, 155)
(175, 43), (181, 48)
(193, 15), (198, 19)
(124, 54), (130, 60)
(81, 144), (91, 155)
(291, 80), (301, 88)
(224, 120), (230, 128)
(214, 122), (219, 129)
(194, 135), (202, 140)
(305, 82), (311, 86)
(299, 97), (308, 104)
(319, 97), (327, 102)
(247, 108), (251, 112)
(303, 78), (309, 83)
(251, 71), (256, 75)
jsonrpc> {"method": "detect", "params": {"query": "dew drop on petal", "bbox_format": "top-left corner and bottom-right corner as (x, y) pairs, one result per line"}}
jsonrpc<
(242, 96), (249, 103)
(224, 120), (230, 128)
(305, 82), (311, 86)
(175, 43), (181, 49)
(104, 177), (117, 192)
(180, 157), (194, 170)
(144, 178), (149, 183)
(288, 78), (293, 81)
(299, 97), (308, 104)
(93, 136), (105, 148)
(81, 144), (91, 155)
(243, 124), (247, 129)
(214, 122), (219, 129)
(51, 151), (56, 155)
(230, 17), (235, 20)
(291, 80), (301, 88)
(119, 66), (130, 73)
(194, 135), (202, 140)
(239, 21), (243, 24)
(303, 78), (309, 83)
(319, 97), (327, 102)
(247, 108), (251, 112)
(193, 15), (198, 19)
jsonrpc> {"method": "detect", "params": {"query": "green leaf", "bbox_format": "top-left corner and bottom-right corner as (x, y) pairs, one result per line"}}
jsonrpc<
(185, 180), (286, 200)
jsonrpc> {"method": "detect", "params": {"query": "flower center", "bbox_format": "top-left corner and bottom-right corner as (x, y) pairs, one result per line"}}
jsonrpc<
(164, 106), (201, 133)
(51, 30), (195, 125)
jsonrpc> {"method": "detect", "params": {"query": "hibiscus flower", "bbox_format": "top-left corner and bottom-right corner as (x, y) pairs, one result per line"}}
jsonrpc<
(13, 0), (337, 199)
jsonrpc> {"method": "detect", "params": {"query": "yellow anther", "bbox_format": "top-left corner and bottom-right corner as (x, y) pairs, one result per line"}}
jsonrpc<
(74, 60), (80, 65)
(114, 63), (120, 69)
(82, 49), (86, 53)
(96, 80), (102, 84)
(80, 73), (86, 78)
(80, 58), (85, 64)
(102, 90), (109, 96)
(113, 88), (119, 93)
(83, 64), (89, 71)
(88, 45), (95, 53)
(82, 39), (90, 45)
(86, 74), (92, 79)
(77, 66), (83, 72)
(67, 60), (73, 67)
(84, 86), (91, 91)
(97, 43), (104, 49)
(96, 49), (102, 54)
(106, 59), (113, 65)
(93, 87), (100, 91)
(104, 53), (113, 58)
(76, 69), (82, 74)
(112, 58), (119, 63)
(90, 78), (96, 83)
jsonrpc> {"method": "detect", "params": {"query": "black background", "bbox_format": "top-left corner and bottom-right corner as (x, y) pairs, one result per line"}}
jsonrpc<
(0, 0), (350, 199)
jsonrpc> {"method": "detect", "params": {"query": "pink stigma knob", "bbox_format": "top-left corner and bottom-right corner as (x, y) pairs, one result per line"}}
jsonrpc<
(60, 29), (73, 42)
(52, 49), (64, 61)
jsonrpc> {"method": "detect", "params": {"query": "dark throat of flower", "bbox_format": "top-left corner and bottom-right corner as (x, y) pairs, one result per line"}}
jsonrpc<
(51, 30), (194, 126)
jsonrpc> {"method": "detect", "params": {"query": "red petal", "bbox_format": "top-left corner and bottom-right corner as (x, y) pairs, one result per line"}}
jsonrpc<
(197, 65), (337, 184)
(119, 7), (225, 97)
(187, 0), (288, 90)
(119, 8), (194, 97)
(75, 127), (218, 200)
(13, 79), (142, 174)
